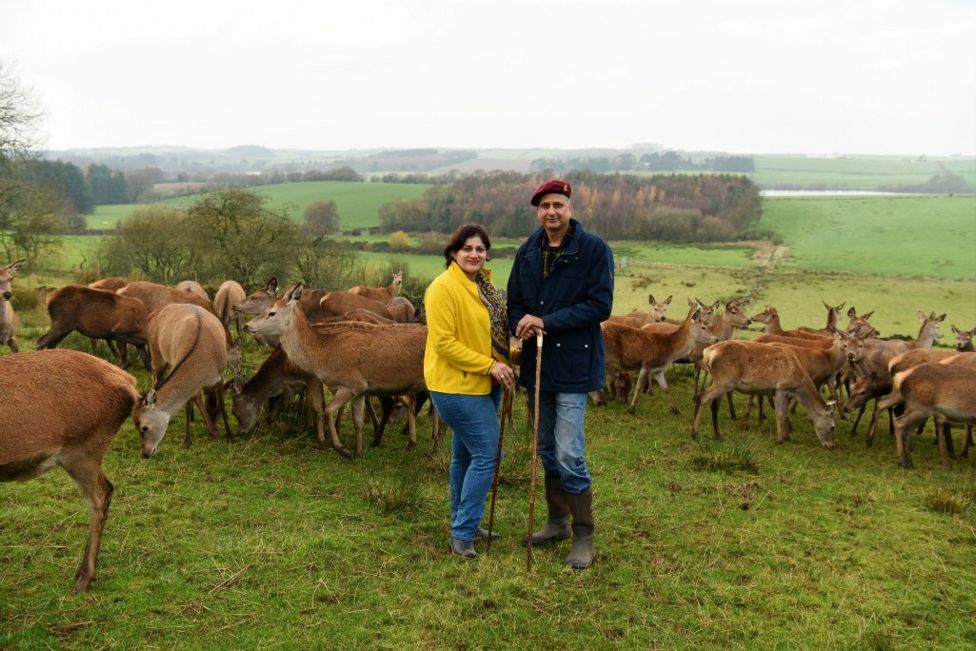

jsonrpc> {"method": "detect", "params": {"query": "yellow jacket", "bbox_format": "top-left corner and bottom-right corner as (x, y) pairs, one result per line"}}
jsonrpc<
(423, 262), (500, 395)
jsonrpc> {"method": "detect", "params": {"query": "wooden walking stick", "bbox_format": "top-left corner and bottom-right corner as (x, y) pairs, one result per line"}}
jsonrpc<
(485, 385), (512, 553)
(526, 332), (543, 572)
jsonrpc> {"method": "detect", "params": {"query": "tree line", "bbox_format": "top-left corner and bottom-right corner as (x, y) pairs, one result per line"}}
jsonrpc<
(530, 151), (756, 174)
(377, 170), (762, 242)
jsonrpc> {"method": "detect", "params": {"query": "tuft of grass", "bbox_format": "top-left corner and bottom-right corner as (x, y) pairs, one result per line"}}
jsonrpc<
(690, 441), (759, 474)
(363, 477), (423, 515)
(924, 487), (974, 515)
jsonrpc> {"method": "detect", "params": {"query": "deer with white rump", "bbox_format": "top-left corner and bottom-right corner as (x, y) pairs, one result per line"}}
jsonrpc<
(0, 258), (26, 353)
(243, 283), (427, 458)
(133, 303), (234, 456)
(1, 349), (139, 591)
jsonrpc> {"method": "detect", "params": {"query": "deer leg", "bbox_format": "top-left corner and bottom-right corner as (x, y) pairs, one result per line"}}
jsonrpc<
(942, 422), (956, 458)
(774, 391), (790, 444)
(306, 379), (327, 448)
(962, 425), (973, 458)
(351, 394), (367, 457)
(196, 392), (219, 439)
(692, 382), (728, 440)
(726, 392), (736, 420)
(324, 388), (357, 459)
(63, 458), (113, 593)
(184, 402), (194, 448)
(402, 394), (417, 449)
(895, 410), (928, 469)
(371, 397), (394, 447)
(758, 395), (767, 422)
(935, 417), (950, 467)
(628, 367), (650, 415)
(848, 402), (866, 438)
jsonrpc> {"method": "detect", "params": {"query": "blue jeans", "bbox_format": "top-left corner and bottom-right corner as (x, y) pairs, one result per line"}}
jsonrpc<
(430, 387), (502, 541)
(529, 391), (591, 494)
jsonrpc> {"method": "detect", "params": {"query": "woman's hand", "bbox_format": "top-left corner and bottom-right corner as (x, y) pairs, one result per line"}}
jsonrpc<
(490, 361), (516, 388)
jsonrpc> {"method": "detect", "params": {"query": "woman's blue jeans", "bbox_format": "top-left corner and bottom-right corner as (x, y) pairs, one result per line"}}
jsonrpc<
(430, 387), (502, 541)
(528, 391), (592, 495)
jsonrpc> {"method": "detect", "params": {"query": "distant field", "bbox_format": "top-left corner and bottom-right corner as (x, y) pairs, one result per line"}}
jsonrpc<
(753, 155), (976, 190)
(87, 181), (431, 230)
(759, 195), (976, 280)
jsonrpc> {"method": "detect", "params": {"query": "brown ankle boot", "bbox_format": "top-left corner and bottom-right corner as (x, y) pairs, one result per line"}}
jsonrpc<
(526, 475), (572, 546)
(566, 489), (594, 569)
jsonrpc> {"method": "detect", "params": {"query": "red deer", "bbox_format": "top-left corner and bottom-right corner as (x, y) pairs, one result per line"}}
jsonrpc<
(606, 294), (673, 328)
(348, 270), (403, 303)
(88, 277), (130, 291)
(952, 325), (975, 353)
(243, 284), (427, 458)
(892, 361), (976, 468)
(119, 280), (215, 314)
(0, 258), (26, 352)
(319, 290), (393, 320)
(175, 280), (209, 302)
(36, 285), (152, 370)
(214, 280), (246, 336)
(752, 304), (877, 340)
(692, 340), (836, 448)
(386, 296), (417, 323)
(600, 306), (717, 414)
(0, 349), (139, 591)
(133, 304), (232, 456)
(235, 276), (280, 346)
(797, 301), (846, 336)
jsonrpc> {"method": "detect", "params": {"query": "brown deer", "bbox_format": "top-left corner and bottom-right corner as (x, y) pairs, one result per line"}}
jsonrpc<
(88, 276), (130, 291)
(348, 270), (403, 303)
(952, 325), (975, 353)
(892, 362), (976, 468)
(0, 258), (26, 352)
(606, 294), (673, 328)
(36, 285), (152, 369)
(133, 303), (232, 457)
(175, 280), (209, 302)
(797, 301), (846, 336)
(243, 283), (427, 458)
(752, 304), (876, 341)
(691, 340), (836, 447)
(230, 346), (326, 443)
(119, 280), (215, 314)
(386, 296), (417, 323)
(214, 280), (246, 336)
(601, 306), (717, 415)
(235, 276), (280, 346)
(318, 290), (393, 320)
(1, 349), (139, 591)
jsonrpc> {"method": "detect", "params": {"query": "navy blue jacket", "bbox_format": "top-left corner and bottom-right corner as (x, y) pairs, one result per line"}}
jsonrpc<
(507, 219), (614, 393)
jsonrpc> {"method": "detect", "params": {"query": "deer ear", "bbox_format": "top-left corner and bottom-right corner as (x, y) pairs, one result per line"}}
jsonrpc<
(860, 310), (874, 320)
(267, 276), (278, 293)
(825, 401), (837, 415)
(289, 284), (303, 303)
(838, 301), (846, 310)
(648, 294), (655, 305)
(952, 324), (960, 334)
(847, 307), (857, 318)
(936, 313), (946, 322)
(143, 388), (157, 407)
(6, 259), (26, 274)
(664, 295), (672, 304)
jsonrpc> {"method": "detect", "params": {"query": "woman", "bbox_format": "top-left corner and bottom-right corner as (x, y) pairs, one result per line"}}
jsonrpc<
(424, 223), (515, 559)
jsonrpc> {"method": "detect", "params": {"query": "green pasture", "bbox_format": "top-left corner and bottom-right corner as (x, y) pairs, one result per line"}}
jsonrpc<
(753, 155), (976, 190)
(2, 333), (974, 648)
(759, 195), (976, 280)
(87, 181), (431, 230)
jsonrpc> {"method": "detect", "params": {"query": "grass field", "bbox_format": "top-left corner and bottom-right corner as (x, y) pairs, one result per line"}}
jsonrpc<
(752, 155), (976, 190)
(1, 347), (973, 649)
(87, 181), (431, 230)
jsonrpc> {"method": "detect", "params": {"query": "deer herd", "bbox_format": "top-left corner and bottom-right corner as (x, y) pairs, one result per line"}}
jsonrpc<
(1, 259), (974, 591)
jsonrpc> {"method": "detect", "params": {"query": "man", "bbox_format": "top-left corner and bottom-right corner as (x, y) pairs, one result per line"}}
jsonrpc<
(507, 178), (614, 570)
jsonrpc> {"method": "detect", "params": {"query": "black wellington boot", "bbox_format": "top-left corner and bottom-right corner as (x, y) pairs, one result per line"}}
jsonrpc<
(525, 475), (572, 546)
(566, 489), (594, 570)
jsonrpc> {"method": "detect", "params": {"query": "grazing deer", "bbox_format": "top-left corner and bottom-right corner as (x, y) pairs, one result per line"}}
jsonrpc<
(892, 362), (976, 469)
(133, 304), (232, 457)
(1, 349), (139, 591)
(243, 284), (427, 458)
(230, 346), (326, 442)
(36, 285), (152, 369)
(0, 258), (26, 353)
(348, 270), (403, 303)
(606, 294), (673, 328)
(214, 280), (246, 337)
(692, 340), (836, 448)
(601, 305), (717, 415)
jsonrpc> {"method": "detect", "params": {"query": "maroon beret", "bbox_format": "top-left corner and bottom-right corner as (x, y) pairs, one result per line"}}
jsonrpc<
(530, 179), (572, 207)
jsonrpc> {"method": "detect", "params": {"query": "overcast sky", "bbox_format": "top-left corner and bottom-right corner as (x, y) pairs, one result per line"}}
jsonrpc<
(3, 0), (974, 155)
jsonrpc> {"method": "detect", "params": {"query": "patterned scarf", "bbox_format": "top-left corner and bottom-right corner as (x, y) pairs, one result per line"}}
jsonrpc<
(475, 270), (510, 363)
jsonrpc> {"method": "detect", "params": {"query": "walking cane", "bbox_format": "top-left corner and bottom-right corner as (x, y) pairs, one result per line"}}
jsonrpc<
(526, 332), (543, 572)
(485, 385), (512, 553)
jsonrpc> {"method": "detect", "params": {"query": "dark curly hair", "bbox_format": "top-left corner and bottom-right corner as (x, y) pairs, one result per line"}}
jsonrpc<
(442, 223), (491, 268)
